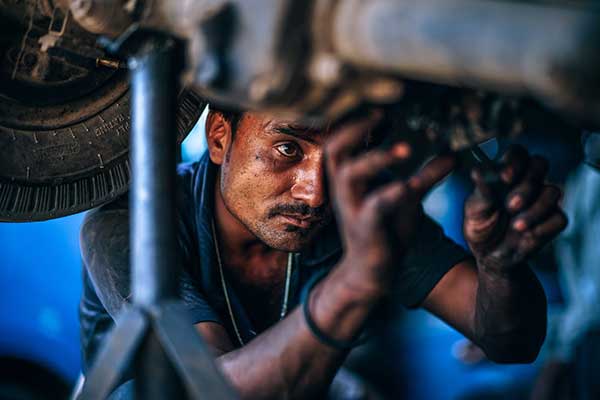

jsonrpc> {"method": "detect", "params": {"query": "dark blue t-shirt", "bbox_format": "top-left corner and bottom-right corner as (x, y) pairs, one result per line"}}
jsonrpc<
(79, 152), (468, 371)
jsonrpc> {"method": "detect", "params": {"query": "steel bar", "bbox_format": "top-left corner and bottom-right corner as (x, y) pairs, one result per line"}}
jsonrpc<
(79, 309), (149, 399)
(129, 36), (180, 306)
(134, 326), (185, 399)
(129, 35), (182, 399)
(153, 301), (238, 399)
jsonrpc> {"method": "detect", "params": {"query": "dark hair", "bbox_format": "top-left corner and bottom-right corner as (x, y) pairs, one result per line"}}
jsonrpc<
(208, 103), (244, 134)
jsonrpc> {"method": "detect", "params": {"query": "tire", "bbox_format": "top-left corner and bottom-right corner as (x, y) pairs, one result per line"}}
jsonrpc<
(0, 6), (205, 221)
(0, 80), (205, 221)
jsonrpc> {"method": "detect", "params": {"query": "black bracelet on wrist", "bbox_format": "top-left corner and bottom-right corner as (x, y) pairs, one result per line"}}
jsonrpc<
(301, 269), (370, 350)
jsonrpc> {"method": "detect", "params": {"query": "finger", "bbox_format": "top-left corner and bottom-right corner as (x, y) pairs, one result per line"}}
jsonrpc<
(516, 212), (567, 256)
(338, 143), (412, 200)
(531, 211), (568, 238)
(407, 154), (457, 199)
(506, 155), (549, 213)
(363, 181), (410, 220)
(464, 193), (501, 226)
(470, 167), (495, 203)
(512, 185), (562, 232)
(325, 112), (382, 171)
(498, 144), (530, 185)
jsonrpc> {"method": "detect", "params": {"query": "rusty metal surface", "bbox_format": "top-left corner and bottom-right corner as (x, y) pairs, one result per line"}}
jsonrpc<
(0, 2), (205, 222)
(3, 0), (596, 222)
(67, 0), (600, 126)
(330, 0), (600, 125)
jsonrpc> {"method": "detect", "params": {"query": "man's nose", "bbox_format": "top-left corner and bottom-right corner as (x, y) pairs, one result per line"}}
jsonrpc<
(290, 161), (326, 209)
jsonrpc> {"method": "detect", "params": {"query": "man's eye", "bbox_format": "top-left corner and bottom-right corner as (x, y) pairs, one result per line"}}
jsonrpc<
(275, 143), (301, 158)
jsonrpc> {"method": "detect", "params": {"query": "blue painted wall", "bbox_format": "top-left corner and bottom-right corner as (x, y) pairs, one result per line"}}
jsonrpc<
(0, 213), (84, 383)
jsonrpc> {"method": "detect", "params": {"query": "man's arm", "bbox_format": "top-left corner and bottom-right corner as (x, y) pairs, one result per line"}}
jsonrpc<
(204, 263), (382, 399)
(423, 259), (547, 363)
(423, 145), (567, 363)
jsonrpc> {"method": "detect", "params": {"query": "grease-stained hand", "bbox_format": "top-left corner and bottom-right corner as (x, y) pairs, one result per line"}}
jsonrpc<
(325, 113), (456, 295)
(464, 144), (568, 273)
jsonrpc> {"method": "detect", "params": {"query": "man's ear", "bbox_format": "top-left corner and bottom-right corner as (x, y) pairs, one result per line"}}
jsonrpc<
(205, 111), (233, 165)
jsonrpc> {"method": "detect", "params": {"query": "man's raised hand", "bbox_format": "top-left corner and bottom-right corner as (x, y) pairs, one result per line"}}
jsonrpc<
(324, 114), (455, 296)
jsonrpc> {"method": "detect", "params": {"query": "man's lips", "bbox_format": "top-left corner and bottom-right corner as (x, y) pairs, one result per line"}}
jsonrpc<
(278, 214), (318, 229)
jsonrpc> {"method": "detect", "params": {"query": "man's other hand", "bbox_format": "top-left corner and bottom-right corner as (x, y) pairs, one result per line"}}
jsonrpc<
(464, 144), (568, 274)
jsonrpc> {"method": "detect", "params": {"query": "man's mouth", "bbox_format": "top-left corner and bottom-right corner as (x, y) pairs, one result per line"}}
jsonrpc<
(279, 214), (319, 229)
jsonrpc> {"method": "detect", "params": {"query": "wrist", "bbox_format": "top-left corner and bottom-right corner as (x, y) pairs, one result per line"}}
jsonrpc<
(302, 270), (372, 349)
(303, 262), (383, 348)
(476, 256), (528, 280)
(335, 257), (390, 303)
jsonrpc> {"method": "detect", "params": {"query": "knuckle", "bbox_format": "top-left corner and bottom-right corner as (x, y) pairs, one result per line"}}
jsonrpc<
(520, 234), (539, 252)
(364, 151), (387, 167)
(392, 182), (408, 200)
(363, 197), (384, 220)
(371, 184), (405, 211)
(337, 164), (353, 184)
(325, 140), (342, 162)
(324, 139), (337, 156)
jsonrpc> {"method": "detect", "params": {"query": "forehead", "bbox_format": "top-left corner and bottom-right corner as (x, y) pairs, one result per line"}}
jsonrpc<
(240, 112), (330, 144)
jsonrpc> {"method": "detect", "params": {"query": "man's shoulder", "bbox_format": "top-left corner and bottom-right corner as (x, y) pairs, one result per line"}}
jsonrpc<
(80, 195), (132, 317)
(81, 194), (129, 246)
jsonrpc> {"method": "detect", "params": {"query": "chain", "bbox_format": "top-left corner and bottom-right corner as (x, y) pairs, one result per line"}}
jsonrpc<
(211, 218), (293, 346)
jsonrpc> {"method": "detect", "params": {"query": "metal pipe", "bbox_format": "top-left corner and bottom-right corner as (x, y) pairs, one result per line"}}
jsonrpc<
(129, 35), (183, 399)
(331, 0), (600, 119)
(129, 37), (180, 310)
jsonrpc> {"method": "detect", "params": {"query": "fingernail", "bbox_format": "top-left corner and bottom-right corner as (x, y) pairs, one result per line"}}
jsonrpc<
(513, 219), (527, 231)
(392, 142), (411, 159)
(508, 195), (522, 210)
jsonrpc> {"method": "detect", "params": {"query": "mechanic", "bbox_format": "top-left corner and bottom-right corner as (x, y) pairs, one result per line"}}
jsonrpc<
(79, 106), (567, 398)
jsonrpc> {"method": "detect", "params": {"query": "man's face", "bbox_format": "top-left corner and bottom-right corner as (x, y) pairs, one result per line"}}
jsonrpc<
(216, 113), (333, 252)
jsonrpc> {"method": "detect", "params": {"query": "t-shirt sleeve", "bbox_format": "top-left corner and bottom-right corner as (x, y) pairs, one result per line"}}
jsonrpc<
(80, 195), (221, 326)
(394, 212), (470, 308)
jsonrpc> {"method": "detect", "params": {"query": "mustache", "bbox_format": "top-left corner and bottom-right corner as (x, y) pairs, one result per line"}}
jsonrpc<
(267, 203), (329, 220)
